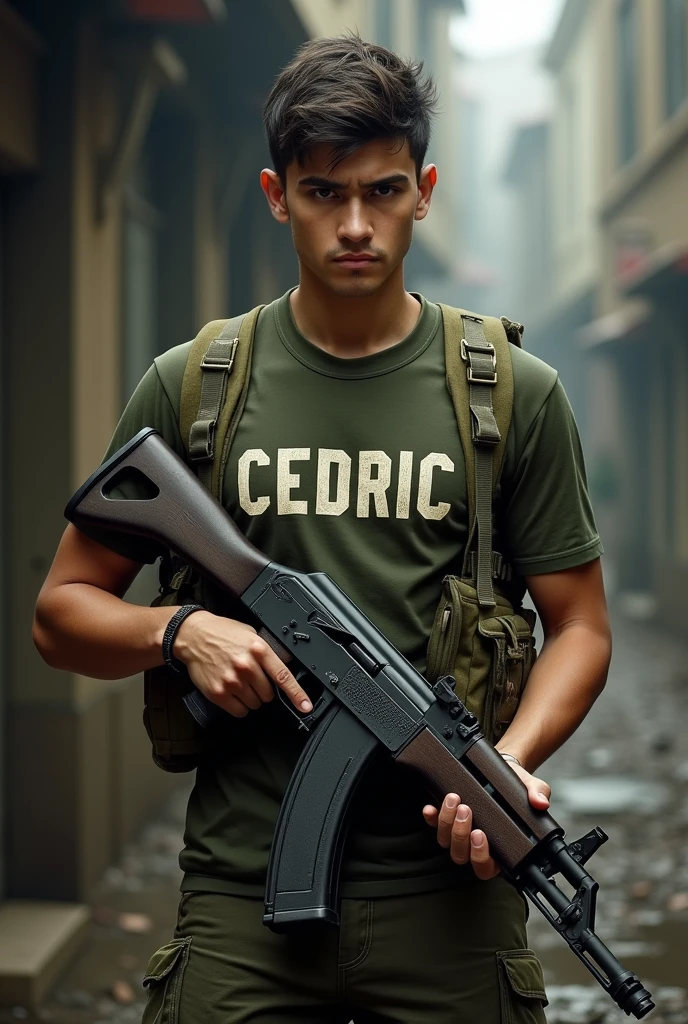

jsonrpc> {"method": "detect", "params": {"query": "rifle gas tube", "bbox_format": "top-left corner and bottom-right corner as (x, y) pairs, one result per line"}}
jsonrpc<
(65, 430), (654, 1020)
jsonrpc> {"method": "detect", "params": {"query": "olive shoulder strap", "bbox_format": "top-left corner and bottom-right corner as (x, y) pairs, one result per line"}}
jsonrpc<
(439, 305), (517, 607)
(179, 305), (264, 499)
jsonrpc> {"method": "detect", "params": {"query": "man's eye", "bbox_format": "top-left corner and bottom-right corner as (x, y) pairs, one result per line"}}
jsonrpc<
(312, 188), (336, 200)
(371, 185), (400, 198)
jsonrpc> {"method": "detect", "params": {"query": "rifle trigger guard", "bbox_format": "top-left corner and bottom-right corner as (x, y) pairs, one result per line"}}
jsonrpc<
(275, 673), (336, 732)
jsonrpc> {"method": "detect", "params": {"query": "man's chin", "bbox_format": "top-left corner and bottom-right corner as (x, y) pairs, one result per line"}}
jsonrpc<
(324, 273), (386, 298)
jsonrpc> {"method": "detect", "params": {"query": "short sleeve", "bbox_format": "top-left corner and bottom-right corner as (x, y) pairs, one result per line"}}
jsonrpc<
(503, 379), (603, 575)
(75, 364), (185, 564)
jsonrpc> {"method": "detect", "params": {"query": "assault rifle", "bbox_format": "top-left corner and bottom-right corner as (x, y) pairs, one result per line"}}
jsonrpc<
(66, 429), (654, 1019)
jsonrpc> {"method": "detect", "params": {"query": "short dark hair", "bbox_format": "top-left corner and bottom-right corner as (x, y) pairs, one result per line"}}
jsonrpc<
(263, 34), (438, 182)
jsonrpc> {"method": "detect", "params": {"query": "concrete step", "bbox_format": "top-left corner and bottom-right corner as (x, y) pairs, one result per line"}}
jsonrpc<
(0, 900), (90, 1008)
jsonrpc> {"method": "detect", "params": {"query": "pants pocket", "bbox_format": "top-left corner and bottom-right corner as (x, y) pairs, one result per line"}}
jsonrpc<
(496, 949), (548, 1024)
(142, 936), (192, 1024)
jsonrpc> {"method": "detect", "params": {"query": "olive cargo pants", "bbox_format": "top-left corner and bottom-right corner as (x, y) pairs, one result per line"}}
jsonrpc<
(142, 881), (547, 1023)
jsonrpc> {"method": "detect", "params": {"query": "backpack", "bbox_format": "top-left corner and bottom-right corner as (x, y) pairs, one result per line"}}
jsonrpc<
(143, 304), (536, 771)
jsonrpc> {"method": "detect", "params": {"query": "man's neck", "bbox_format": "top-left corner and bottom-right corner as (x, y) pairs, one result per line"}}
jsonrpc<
(290, 265), (421, 359)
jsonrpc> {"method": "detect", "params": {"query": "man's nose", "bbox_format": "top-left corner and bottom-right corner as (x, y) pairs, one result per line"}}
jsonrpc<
(337, 200), (372, 243)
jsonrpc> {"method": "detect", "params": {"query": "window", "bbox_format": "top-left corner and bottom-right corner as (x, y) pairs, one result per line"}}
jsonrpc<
(618, 0), (638, 165)
(375, 0), (392, 48)
(665, 0), (688, 116)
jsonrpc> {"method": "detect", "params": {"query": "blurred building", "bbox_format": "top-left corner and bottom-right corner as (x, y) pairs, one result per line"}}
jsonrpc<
(0, 0), (310, 1003)
(504, 0), (602, 426)
(501, 0), (688, 631)
(582, 0), (688, 628)
(456, 46), (552, 319)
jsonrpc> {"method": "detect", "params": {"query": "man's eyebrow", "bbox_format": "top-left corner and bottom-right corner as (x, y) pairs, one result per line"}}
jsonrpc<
(297, 175), (347, 189)
(297, 173), (411, 189)
(359, 173), (411, 188)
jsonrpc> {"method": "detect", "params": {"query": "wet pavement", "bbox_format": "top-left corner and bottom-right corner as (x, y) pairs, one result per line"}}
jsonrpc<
(524, 607), (688, 1022)
(3, 606), (687, 1023)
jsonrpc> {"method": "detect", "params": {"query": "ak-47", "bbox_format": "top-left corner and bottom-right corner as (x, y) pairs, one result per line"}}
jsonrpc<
(66, 429), (654, 1020)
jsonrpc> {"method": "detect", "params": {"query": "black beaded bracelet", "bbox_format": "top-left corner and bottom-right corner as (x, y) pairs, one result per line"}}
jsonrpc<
(162, 604), (204, 675)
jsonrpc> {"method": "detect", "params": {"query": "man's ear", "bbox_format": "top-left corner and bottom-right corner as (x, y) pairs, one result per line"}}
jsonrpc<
(261, 169), (290, 224)
(414, 164), (437, 222)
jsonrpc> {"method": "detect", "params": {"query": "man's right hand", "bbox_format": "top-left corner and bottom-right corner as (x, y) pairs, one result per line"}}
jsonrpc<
(174, 611), (313, 718)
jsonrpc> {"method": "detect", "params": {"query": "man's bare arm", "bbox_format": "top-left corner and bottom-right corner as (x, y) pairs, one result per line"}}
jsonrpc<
(33, 524), (167, 678)
(495, 556), (612, 773)
(33, 524), (312, 714)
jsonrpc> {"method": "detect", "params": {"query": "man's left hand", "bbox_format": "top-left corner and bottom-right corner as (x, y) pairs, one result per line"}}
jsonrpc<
(421, 763), (552, 880)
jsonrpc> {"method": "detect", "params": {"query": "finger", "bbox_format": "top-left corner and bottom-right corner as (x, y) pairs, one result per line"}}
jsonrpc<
(211, 691), (249, 718)
(528, 776), (551, 808)
(255, 641), (313, 712)
(449, 804), (472, 865)
(436, 794), (460, 849)
(232, 682), (263, 712)
(508, 763), (552, 810)
(470, 830), (500, 880)
(422, 805), (438, 826)
(243, 661), (276, 706)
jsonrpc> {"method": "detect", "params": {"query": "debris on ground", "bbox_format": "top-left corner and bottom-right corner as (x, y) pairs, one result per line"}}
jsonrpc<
(116, 913), (153, 935)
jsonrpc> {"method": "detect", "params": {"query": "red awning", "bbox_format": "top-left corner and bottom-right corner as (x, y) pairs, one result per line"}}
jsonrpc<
(124, 0), (226, 22)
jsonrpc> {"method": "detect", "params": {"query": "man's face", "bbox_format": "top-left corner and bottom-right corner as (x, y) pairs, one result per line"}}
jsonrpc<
(262, 139), (435, 298)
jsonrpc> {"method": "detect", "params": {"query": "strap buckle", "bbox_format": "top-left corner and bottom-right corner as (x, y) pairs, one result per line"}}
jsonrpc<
(460, 337), (497, 368)
(467, 366), (497, 385)
(461, 338), (497, 385)
(188, 417), (216, 462)
(200, 337), (239, 372)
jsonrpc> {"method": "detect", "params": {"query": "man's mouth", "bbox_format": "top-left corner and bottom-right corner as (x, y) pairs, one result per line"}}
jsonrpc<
(333, 254), (379, 268)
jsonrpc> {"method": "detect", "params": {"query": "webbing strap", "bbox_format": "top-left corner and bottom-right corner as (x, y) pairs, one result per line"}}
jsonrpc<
(462, 316), (500, 607)
(188, 314), (245, 490)
(466, 549), (513, 584)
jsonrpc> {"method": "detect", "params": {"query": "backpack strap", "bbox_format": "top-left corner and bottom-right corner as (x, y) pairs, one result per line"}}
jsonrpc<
(440, 305), (515, 608)
(180, 305), (264, 498)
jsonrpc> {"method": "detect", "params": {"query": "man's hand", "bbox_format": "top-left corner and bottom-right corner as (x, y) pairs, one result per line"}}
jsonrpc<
(421, 763), (551, 879)
(174, 610), (313, 718)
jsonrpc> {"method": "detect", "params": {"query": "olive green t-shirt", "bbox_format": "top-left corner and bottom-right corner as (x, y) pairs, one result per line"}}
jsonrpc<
(94, 290), (602, 898)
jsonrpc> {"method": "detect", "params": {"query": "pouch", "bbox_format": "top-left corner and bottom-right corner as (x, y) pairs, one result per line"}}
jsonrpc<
(426, 575), (536, 744)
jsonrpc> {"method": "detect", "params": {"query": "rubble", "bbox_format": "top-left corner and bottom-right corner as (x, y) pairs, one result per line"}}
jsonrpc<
(116, 914), (153, 935)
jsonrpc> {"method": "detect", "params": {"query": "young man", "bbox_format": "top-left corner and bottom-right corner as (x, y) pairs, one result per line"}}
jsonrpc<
(34, 35), (610, 1024)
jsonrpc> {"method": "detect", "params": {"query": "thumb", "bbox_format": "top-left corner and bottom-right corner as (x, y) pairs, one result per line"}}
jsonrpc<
(528, 781), (551, 808)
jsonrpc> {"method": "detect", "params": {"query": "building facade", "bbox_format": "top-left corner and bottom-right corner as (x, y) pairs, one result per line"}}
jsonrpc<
(588, 0), (688, 623)
(456, 45), (552, 320)
(537, 0), (602, 424)
(501, 0), (688, 616)
(500, 0), (603, 429)
(0, 0), (308, 1002)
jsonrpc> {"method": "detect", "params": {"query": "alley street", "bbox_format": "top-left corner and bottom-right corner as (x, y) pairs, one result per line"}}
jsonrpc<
(5, 606), (688, 1024)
